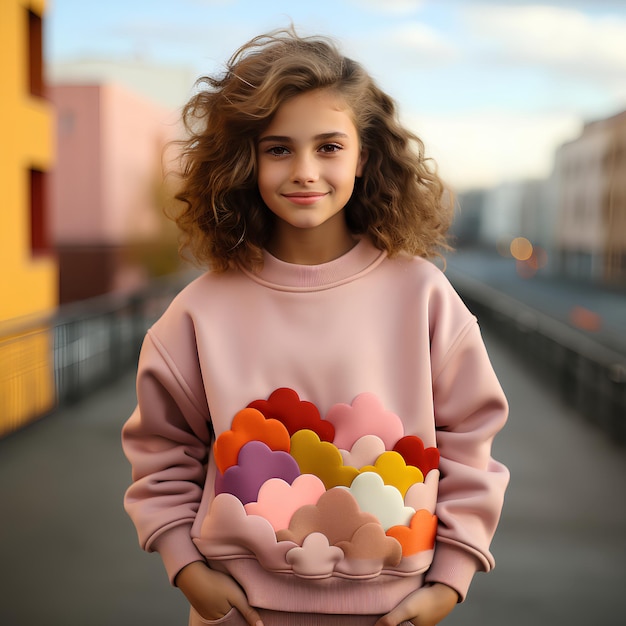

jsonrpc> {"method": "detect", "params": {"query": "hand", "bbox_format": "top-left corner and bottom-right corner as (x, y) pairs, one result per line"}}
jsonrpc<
(175, 561), (264, 626)
(373, 583), (459, 626)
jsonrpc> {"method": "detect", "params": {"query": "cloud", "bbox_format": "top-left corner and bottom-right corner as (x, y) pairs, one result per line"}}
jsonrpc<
(408, 109), (582, 189)
(344, 21), (458, 74)
(213, 407), (291, 473)
(347, 472), (416, 530)
(326, 393), (405, 450)
(359, 451), (424, 498)
(335, 523), (403, 574)
(186, 0), (237, 6)
(285, 533), (344, 578)
(195, 491), (431, 577)
(450, 0), (625, 6)
(289, 429), (359, 489)
(248, 387), (335, 442)
(194, 493), (296, 569)
(463, 5), (626, 79)
(278, 488), (374, 545)
(386, 509), (438, 556)
(405, 469), (439, 513)
(215, 441), (300, 504)
(382, 22), (458, 60)
(393, 435), (440, 476)
(340, 434), (387, 468)
(245, 474), (326, 531)
(346, 0), (425, 15)
(277, 488), (402, 574)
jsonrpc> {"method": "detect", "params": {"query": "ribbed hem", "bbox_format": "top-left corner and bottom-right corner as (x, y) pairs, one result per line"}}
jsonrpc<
(212, 558), (423, 615)
(151, 524), (206, 585)
(241, 238), (386, 292)
(190, 606), (417, 625)
(423, 542), (480, 601)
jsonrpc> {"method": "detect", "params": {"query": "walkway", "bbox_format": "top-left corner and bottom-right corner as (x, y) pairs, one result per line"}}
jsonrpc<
(1, 327), (625, 625)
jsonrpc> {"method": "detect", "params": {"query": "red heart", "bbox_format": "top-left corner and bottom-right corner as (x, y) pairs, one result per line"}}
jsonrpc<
(393, 436), (439, 476)
(248, 387), (335, 442)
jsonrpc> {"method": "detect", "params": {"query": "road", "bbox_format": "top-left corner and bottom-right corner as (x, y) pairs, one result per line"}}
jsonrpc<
(446, 247), (626, 355)
(1, 326), (625, 625)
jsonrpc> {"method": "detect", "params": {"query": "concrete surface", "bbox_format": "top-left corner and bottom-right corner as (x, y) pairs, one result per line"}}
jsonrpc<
(1, 327), (625, 625)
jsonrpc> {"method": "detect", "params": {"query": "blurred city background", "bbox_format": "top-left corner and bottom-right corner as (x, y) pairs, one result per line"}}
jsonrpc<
(1, 1), (625, 625)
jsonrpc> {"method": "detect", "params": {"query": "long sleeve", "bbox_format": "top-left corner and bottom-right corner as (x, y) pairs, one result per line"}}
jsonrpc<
(122, 330), (212, 583)
(425, 319), (510, 600)
(121, 244), (510, 614)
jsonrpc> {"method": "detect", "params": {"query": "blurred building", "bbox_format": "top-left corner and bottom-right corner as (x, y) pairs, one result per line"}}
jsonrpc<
(48, 57), (195, 110)
(48, 82), (181, 303)
(450, 189), (485, 247)
(554, 110), (626, 285)
(455, 178), (555, 278)
(479, 179), (554, 252)
(0, 0), (57, 435)
(455, 108), (626, 288)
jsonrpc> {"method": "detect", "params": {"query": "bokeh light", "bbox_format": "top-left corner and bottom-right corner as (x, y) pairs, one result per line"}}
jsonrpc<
(516, 245), (548, 279)
(569, 306), (602, 332)
(510, 237), (533, 261)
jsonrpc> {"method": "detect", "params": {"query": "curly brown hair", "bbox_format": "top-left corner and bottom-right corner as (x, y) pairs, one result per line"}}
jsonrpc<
(171, 27), (453, 271)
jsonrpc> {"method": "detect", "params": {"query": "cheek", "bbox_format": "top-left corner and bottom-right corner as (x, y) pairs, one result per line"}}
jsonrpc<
(257, 161), (281, 190)
(256, 165), (271, 195)
(256, 167), (283, 211)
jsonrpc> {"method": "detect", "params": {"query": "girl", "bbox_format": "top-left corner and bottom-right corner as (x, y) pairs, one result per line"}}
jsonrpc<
(123, 27), (509, 626)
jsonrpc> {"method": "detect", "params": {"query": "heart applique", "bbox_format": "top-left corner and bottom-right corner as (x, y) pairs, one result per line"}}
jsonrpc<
(393, 436), (439, 477)
(214, 408), (291, 474)
(386, 509), (437, 556)
(249, 388), (335, 442)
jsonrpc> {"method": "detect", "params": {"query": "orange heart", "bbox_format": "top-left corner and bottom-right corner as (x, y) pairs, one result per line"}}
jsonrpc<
(386, 510), (437, 556)
(213, 408), (290, 474)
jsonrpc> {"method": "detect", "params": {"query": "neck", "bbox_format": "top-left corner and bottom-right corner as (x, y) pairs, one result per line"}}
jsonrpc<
(268, 217), (357, 265)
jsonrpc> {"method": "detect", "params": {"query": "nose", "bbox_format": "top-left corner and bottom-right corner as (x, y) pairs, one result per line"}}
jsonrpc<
(290, 153), (319, 184)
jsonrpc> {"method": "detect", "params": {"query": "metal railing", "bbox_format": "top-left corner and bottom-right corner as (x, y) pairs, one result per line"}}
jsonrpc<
(0, 271), (194, 437)
(447, 268), (626, 444)
(3, 266), (625, 444)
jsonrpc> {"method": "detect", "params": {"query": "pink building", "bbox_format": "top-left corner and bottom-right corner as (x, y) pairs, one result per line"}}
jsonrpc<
(49, 82), (181, 303)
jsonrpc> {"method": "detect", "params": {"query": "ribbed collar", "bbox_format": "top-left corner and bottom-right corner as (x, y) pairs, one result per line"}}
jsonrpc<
(240, 237), (386, 292)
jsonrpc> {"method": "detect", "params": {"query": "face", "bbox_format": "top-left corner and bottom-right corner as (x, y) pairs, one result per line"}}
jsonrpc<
(256, 89), (366, 258)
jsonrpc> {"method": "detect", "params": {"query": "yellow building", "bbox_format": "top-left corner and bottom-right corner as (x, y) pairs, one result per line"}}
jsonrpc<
(0, 0), (57, 436)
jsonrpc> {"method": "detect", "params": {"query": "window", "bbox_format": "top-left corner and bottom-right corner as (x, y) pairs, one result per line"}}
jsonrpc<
(30, 168), (48, 254)
(28, 10), (44, 98)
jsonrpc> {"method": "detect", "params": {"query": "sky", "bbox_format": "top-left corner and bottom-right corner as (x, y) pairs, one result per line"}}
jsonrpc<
(45, 0), (626, 191)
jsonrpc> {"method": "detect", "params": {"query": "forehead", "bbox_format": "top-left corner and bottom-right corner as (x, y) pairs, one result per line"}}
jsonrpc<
(262, 89), (358, 138)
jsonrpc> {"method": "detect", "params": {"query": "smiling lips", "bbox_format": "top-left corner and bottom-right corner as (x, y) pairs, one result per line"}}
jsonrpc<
(282, 192), (328, 205)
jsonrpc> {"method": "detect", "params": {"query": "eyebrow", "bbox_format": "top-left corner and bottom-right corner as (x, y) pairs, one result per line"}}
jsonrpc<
(257, 132), (350, 145)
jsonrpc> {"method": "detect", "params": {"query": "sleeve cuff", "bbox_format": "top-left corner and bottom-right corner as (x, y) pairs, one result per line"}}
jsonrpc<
(424, 542), (481, 602)
(150, 523), (206, 585)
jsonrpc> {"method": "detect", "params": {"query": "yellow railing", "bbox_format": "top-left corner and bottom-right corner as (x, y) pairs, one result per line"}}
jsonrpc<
(0, 271), (194, 439)
(0, 325), (55, 437)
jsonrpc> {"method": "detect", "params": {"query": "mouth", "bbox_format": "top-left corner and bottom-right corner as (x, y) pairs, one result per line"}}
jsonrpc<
(282, 192), (328, 205)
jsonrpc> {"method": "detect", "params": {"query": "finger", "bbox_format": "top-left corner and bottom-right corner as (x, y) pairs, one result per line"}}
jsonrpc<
(373, 591), (425, 626)
(238, 604), (264, 626)
(228, 589), (264, 626)
(373, 609), (412, 626)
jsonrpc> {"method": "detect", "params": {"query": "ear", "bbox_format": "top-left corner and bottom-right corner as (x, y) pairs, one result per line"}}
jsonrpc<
(356, 148), (369, 178)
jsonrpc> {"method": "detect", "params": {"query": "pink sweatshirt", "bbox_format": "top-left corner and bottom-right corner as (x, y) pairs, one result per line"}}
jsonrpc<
(122, 237), (509, 619)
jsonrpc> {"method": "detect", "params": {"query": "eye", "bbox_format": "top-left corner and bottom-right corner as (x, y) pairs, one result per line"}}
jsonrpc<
(319, 143), (342, 154)
(266, 146), (290, 156)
